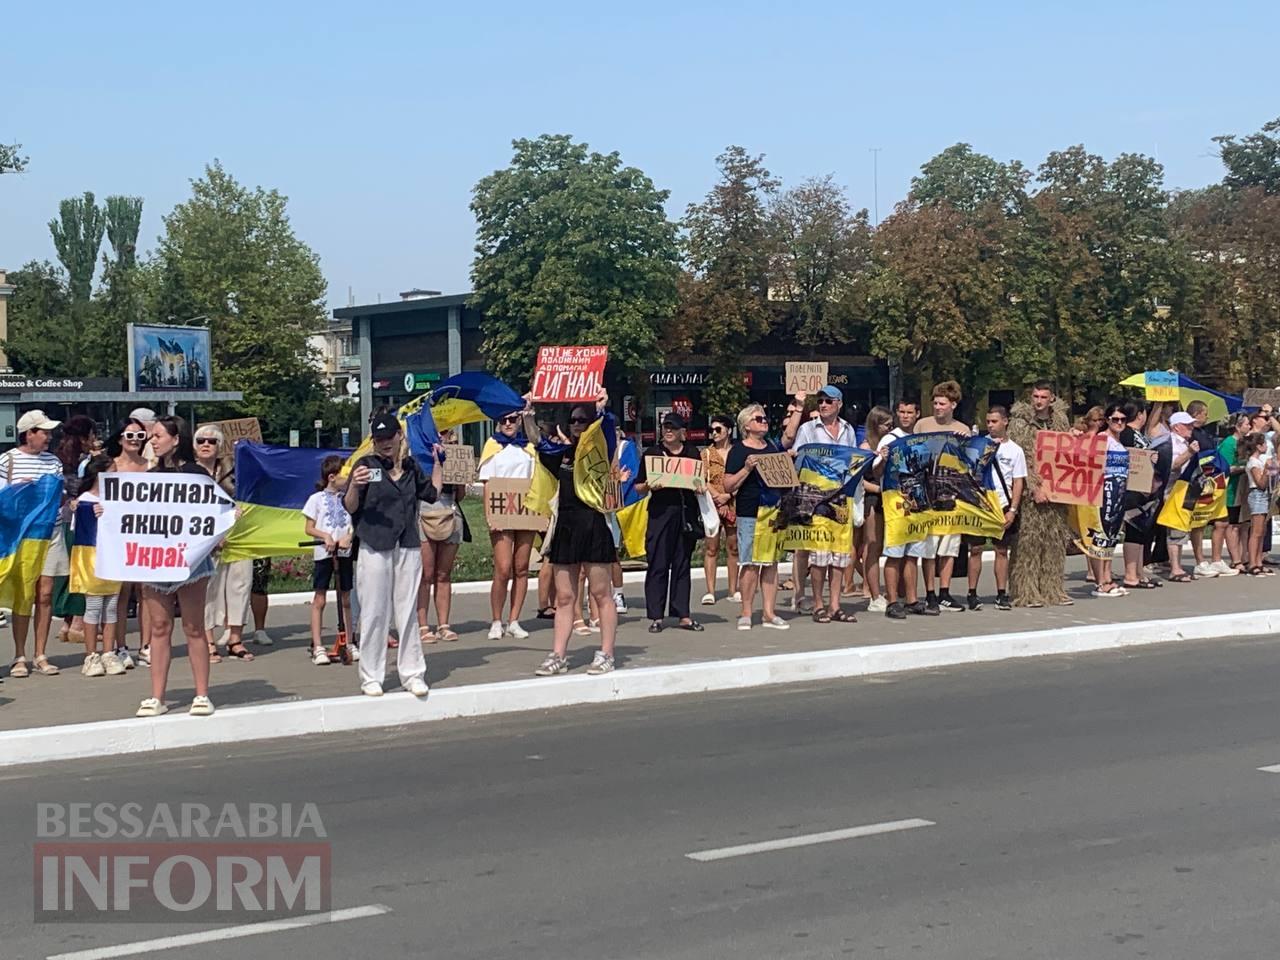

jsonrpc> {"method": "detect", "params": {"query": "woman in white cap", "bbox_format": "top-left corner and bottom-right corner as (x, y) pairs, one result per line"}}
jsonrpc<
(0, 409), (66, 678)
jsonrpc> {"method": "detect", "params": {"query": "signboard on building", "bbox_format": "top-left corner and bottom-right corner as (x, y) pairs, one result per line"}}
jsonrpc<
(403, 372), (442, 393)
(127, 324), (212, 392)
(0, 376), (122, 394)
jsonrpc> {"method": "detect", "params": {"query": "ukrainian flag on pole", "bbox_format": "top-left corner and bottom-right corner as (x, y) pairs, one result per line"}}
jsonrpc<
(0, 474), (61, 616)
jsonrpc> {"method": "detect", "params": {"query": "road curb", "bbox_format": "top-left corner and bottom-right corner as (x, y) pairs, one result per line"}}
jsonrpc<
(2, 609), (1275, 769)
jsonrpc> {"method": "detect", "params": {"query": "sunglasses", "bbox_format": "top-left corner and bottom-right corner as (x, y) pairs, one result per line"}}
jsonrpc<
(569, 417), (591, 425)
(499, 415), (521, 425)
(818, 396), (838, 405)
(751, 416), (768, 424)
(710, 426), (725, 432)
(1108, 416), (1126, 423)
(195, 437), (219, 445)
(122, 431), (148, 442)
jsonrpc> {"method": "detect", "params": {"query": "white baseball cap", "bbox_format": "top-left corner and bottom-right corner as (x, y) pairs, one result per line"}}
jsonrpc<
(1169, 412), (1195, 427)
(16, 409), (60, 434)
(129, 407), (158, 425)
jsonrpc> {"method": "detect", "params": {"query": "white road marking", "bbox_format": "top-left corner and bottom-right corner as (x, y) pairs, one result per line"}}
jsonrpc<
(45, 904), (391, 960)
(1257, 765), (1280, 773)
(685, 818), (935, 862)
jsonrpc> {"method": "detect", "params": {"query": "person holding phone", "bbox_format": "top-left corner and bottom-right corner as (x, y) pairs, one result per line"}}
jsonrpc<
(344, 413), (442, 698)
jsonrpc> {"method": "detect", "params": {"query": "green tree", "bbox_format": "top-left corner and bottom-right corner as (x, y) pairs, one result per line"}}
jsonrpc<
(158, 161), (329, 442)
(1, 261), (73, 374)
(1214, 116), (1280, 195)
(48, 191), (106, 368)
(470, 134), (680, 391)
(0, 142), (27, 175)
(82, 196), (147, 378)
(910, 143), (1029, 214)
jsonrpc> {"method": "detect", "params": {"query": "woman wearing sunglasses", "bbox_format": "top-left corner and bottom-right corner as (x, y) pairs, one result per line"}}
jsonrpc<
(194, 425), (256, 664)
(722, 403), (790, 631)
(479, 410), (537, 641)
(103, 418), (153, 669)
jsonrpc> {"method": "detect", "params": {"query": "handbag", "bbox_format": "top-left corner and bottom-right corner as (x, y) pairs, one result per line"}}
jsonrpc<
(696, 489), (721, 539)
(681, 492), (706, 539)
(419, 503), (457, 542)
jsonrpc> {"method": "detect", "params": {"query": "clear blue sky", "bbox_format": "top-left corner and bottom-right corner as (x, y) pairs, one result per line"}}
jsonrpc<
(3, 0), (1274, 310)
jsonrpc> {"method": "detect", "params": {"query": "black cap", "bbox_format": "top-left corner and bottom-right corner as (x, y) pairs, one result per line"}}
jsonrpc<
(370, 414), (400, 440)
(661, 412), (686, 430)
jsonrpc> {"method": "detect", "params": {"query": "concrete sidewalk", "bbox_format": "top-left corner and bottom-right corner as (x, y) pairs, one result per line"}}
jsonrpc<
(1, 556), (1275, 740)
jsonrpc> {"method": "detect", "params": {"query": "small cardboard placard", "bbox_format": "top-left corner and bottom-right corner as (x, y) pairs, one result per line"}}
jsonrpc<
(530, 345), (608, 403)
(603, 472), (623, 513)
(1034, 431), (1106, 506)
(439, 444), (476, 485)
(754, 452), (799, 488)
(644, 455), (704, 490)
(1243, 388), (1280, 409)
(205, 417), (263, 445)
(483, 477), (548, 532)
(1144, 370), (1179, 402)
(1126, 448), (1157, 494)
(785, 361), (828, 395)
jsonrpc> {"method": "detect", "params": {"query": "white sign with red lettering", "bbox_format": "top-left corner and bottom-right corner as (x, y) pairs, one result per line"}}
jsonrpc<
(530, 345), (608, 402)
(95, 473), (237, 582)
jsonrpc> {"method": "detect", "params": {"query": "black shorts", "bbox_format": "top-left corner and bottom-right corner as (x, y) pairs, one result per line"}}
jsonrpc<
(1227, 504), (1243, 524)
(313, 556), (354, 592)
(962, 513), (1019, 549)
(546, 509), (617, 565)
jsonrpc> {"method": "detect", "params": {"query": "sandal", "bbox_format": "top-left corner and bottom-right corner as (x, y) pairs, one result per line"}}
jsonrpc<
(420, 625), (438, 645)
(831, 609), (857, 623)
(9, 657), (29, 678)
(573, 619), (592, 637)
(536, 607), (556, 620)
(224, 642), (255, 661)
(1167, 573), (1193, 583)
(812, 609), (832, 623)
(781, 579), (796, 591)
(1121, 579), (1161, 589)
(1250, 566), (1267, 576)
(207, 643), (223, 664)
(33, 655), (60, 676)
(438, 625), (459, 642)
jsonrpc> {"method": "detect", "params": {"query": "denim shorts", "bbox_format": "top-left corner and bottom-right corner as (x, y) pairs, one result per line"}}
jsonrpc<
(1248, 488), (1271, 516)
(736, 516), (777, 566)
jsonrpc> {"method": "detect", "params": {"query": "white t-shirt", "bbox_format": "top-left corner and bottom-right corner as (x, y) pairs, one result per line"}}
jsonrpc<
(0, 449), (62, 490)
(301, 490), (353, 561)
(478, 443), (534, 480)
(1248, 455), (1267, 490)
(993, 438), (1028, 509)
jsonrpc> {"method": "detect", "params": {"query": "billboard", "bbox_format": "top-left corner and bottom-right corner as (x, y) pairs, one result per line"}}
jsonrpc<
(128, 324), (212, 392)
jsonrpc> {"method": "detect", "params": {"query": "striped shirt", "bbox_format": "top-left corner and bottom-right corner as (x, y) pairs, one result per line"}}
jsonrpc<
(0, 449), (63, 491)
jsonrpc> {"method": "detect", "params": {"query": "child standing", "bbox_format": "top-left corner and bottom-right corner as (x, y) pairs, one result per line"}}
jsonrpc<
(71, 456), (125, 677)
(302, 456), (354, 665)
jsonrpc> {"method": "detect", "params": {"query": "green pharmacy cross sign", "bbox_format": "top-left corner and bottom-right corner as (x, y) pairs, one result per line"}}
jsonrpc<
(403, 372), (442, 392)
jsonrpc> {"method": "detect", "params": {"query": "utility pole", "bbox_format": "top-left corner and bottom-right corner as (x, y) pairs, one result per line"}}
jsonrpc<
(869, 147), (882, 226)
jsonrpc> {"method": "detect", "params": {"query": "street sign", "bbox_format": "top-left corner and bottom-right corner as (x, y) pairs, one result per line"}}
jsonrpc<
(403, 372), (442, 392)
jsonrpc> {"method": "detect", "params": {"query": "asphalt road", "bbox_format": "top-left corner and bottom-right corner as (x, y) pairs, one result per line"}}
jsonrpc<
(6, 633), (1280, 959)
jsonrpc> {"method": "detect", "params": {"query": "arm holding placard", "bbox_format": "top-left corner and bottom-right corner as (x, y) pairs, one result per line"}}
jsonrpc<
(780, 393), (807, 450)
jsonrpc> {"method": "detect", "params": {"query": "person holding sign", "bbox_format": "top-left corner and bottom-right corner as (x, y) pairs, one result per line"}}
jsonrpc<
(1008, 381), (1073, 607)
(417, 428), (467, 644)
(135, 416), (222, 718)
(478, 409), (538, 642)
(635, 413), (704, 633)
(913, 381), (973, 613)
(344, 412), (443, 698)
(722, 404), (789, 632)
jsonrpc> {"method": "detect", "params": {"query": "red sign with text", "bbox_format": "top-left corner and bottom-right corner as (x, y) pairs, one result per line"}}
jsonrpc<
(1034, 431), (1106, 506)
(531, 346), (608, 403)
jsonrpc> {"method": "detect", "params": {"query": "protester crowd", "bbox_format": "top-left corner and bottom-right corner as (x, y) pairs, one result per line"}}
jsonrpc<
(2, 376), (1276, 719)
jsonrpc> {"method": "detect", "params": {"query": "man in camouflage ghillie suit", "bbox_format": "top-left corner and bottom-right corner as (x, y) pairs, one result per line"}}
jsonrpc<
(1008, 381), (1073, 607)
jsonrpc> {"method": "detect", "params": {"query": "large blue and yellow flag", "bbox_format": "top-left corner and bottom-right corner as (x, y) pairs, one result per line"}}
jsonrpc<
(70, 496), (120, 596)
(0, 474), (61, 616)
(749, 444), (874, 561)
(614, 439), (648, 558)
(881, 434), (1006, 547)
(222, 443), (352, 561)
(1157, 449), (1228, 532)
(573, 411), (618, 513)
(1119, 371), (1243, 423)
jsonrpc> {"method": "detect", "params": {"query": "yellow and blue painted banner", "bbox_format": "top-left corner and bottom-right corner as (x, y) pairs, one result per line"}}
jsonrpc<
(881, 434), (1006, 547)
(0, 473), (61, 616)
(1070, 447), (1129, 559)
(1158, 449), (1228, 532)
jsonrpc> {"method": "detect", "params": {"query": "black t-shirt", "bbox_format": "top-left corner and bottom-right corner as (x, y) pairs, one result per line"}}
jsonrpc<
(149, 460), (212, 477)
(724, 440), (779, 519)
(637, 442), (701, 513)
(539, 447), (587, 513)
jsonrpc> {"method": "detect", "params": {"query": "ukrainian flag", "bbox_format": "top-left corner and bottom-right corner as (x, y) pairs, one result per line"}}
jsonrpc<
(881, 434), (1006, 547)
(782, 444), (875, 553)
(221, 443), (352, 561)
(614, 438), (648, 558)
(0, 474), (62, 616)
(1119, 371), (1243, 423)
(573, 411), (617, 513)
(70, 498), (119, 595)
(1157, 450), (1228, 532)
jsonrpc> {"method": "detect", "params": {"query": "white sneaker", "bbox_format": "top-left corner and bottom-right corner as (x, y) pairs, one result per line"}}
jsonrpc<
(737, 616), (752, 631)
(311, 647), (330, 666)
(350, 641), (360, 662)
(505, 620), (529, 639)
(731, 591), (742, 603)
(189, 695), (215, 716)
(135, 697), (167, 717)
(586, 651), (614, 675)
(700, 592), (716, 605)
(137, 645), (150, 667)
(1212, 560), (1239, 577)
(405, 677), (429, 697)
(115, 649), (135, 670)
(361, 681), (383, 697)
(253, 630), (273, 646)
(762, 615), (790, 630)
(867, 596), (888, 613)
(613, 591), (628, 614)
(1193, 561), (1218, 578)
(81, 653), (105, 677)
(101, 651), (126, 676)
(487, 620), (505, 641)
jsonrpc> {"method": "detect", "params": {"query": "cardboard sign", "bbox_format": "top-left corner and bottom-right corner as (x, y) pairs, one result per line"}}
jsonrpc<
(205, 417), (262, 445)
(754, 452), (800, 488)
(483, 477), (548, 532)
(644, 455), (704, 490)
(1126, 448), (1157, 494)
(785, 362), (828, 395)
(1243, 388), (1280, 409)
(439, 444), (476, 485)
(530, 345), (608, 403)
(1034, 431), (1106, 506)
(603, 471), (623, 513)
(1144, 371), (1179, 402)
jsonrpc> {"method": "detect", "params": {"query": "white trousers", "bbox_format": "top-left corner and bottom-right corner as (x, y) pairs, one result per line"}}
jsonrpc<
(356, 545), (425, 688)
(204, 558), (252, 633)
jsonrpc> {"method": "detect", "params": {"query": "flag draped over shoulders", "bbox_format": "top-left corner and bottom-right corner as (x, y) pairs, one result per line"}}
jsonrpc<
(0, 474), (61, 615)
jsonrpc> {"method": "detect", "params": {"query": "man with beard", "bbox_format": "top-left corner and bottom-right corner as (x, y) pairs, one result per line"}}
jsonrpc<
(1007, 381), (1073, 607)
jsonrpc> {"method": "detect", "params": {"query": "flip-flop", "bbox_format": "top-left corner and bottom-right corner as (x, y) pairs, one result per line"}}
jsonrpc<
(1121, 580), (1160, 589)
